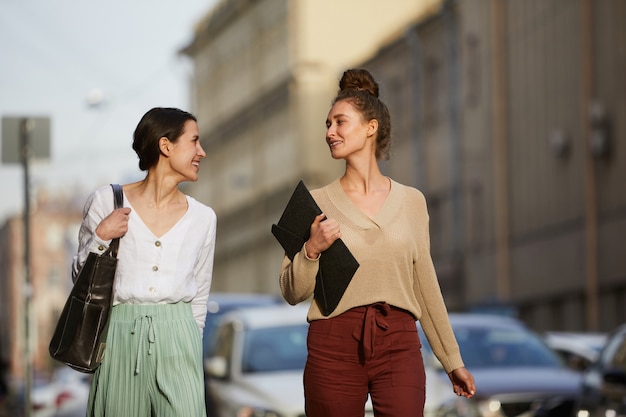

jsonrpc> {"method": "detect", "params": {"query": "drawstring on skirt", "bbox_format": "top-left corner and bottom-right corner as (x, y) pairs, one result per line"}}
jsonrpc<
(131, 314), (155, 375)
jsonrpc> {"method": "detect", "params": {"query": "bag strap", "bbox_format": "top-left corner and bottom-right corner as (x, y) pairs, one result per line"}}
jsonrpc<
(108, 184), (124, 258)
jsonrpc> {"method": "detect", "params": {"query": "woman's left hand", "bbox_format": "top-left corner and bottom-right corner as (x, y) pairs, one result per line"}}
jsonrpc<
(448, 367), (476, 398)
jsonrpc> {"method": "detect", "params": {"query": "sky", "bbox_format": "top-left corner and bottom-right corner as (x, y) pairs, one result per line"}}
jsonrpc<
(0, 0), (217, 221)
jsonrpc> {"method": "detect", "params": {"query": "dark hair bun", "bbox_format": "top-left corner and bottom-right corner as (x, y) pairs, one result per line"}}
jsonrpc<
(339, 69), (379, 98)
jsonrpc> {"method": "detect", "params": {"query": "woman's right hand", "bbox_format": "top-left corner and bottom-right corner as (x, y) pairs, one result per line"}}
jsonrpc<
(95, 207), (132, 241)
(304, 213), (341, 259)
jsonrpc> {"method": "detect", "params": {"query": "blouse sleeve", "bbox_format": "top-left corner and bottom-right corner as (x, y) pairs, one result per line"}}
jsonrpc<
(71, 188), (114, 282)
(190, 207), (217, 331)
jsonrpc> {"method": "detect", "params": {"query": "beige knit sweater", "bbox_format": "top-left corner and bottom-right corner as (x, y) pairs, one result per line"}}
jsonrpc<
(279, 178), (464, 373)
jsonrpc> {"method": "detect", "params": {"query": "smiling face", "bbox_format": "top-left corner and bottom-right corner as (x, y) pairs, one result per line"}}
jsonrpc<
(163, 119), (205, 182)
(325, 99), (377, 160)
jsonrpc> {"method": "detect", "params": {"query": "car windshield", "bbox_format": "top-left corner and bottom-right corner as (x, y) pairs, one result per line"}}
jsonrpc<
(420, 322), (564, 369)
(241, 324), (308, 374)
(452, 326), (563, 369)
(202, 296), (282, 357)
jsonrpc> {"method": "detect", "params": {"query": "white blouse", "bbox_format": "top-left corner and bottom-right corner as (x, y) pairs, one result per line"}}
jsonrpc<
(72, 185), (217, 331)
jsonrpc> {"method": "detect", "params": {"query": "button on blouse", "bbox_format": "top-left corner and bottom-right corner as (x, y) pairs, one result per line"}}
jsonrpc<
(151, 241), (161, 289)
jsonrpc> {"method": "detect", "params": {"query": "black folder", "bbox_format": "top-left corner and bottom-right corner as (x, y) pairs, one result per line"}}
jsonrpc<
(271, 180), (359, 316)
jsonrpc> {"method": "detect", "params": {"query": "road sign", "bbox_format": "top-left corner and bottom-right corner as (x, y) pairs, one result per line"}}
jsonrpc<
(1, 116), (51, 163)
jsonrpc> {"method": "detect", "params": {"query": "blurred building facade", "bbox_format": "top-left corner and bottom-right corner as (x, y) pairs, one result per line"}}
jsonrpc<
(0, 193), (82, 380)
(361, 0), (626, 332)
(182, 0), (626, 332)
(181, 0), (443, 292)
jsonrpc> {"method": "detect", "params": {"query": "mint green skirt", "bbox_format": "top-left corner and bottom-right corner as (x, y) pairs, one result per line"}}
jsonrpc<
(87, 302), (206, 417)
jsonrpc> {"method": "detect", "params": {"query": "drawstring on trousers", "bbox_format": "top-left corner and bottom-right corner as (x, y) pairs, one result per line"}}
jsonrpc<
(352, 302), (390, 359)
(131, 315), (155, 375)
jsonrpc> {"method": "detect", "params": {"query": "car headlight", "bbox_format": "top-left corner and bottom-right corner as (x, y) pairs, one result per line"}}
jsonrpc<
(236, 406), (282, 417)
(437, 398), (506, 417)
(576, 410), (590, 417)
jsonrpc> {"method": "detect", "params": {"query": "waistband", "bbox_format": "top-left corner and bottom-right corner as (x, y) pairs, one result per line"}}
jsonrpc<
(345, 303), (415, 320)
(110, 302), (192, 322)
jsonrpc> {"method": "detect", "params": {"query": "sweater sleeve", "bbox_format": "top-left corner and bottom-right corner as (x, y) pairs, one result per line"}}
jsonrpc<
(279, 244), (319, 305)
(412, 191), (465, 374)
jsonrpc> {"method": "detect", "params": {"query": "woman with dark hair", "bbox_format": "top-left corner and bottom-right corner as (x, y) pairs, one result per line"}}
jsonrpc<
(73, 107), (216, 416)
(280, 69), (475, 416)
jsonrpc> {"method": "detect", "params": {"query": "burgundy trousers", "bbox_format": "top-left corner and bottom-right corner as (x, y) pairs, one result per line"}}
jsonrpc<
(304, 302), (426, 417)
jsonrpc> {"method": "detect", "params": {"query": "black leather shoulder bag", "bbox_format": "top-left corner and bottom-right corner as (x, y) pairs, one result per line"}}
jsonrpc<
(49, 183), (123, 373)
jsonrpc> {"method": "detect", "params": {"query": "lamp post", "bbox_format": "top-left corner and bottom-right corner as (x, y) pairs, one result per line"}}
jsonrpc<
(1, 116), (50, 417)
(20, 118), (33, 417)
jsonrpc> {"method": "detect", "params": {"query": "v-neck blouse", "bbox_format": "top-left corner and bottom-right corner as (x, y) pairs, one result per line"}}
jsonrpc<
(124, 196), (191, 240)
(72, 185), (217, 330)
(279, 178), (464, 373)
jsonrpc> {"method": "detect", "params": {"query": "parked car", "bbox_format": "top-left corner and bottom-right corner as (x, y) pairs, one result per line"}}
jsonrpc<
(202, 292), (285, 416)
(574, 323), (626, 417)
(418, 313), (583, 417)
(31, 367), (90, 417)
(203, 292), (284, 359)
(544, 331), (607, 371)
(204, 303), (374, 417)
